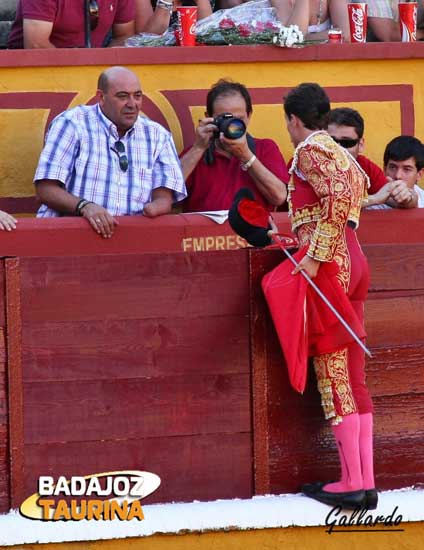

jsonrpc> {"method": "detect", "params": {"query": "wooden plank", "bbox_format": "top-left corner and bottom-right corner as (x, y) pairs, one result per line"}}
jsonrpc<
(5, 258), (24, 511)
(365, 346), (424, 397)
(365, 293), (424, 346)
(249, 249), (279, 495)
(364, 243), (424, 292)
(0, 261), (8, 513)
(24, 373), (251, 444)
(23, 433), (253, 504)
(22, 316), (250, 382)
(19, 252), (249, 322)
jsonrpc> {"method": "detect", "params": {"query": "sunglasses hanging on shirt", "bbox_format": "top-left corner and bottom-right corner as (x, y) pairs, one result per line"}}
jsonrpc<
(112, 141), (129, 172)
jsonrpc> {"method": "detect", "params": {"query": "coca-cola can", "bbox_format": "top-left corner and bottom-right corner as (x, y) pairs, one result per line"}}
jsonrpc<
(398, 2), (417, 42)
(348, 3), (368, 43)
(328, 27), (343, 43)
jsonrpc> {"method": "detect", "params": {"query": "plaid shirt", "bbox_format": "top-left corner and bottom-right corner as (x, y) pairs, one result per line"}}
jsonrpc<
(35, 104), (186, 217)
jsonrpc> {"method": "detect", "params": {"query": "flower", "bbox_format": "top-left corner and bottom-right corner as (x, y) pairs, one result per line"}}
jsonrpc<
(238, 24), (251, 37)
(219, 18), (236, 30)
(196, 18), (304, 47)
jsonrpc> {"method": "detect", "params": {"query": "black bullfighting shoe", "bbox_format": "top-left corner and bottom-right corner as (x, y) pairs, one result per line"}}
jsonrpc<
(364, 489), (378, 510)
(302, 481), (378, 510)
(302, 482), (367, 510)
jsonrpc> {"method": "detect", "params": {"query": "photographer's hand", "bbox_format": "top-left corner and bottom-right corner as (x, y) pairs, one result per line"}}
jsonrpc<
(180, 117), (217, 180)
(194, 117), (217, 150)
(219, 133), (251, 161)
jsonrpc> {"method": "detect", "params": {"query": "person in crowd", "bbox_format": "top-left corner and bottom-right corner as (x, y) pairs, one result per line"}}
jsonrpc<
(179, 79), (288, 212)
(270, 0), (351, 41)
(366, 0), (424, 42)
(328, 107), (418, 208)
(135, 0), (212, 35)
(281, 83), (376, 510)
(8, 0), (135, 49)
(0, 211), (18, 231)
(34, 66), (186, 238)
(383, 136), (424, 207)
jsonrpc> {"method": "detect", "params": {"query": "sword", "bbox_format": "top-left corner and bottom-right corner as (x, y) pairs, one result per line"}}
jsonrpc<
(270, 234), (372, 358)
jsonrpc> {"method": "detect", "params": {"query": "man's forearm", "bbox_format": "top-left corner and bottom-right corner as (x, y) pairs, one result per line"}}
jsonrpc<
(180, 145), (207, 181)
(36, 180), (81, 215)
(245, 159), (287, 206)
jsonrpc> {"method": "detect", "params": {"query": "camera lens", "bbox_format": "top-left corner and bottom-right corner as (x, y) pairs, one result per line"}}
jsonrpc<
(223, 119), (246, 139)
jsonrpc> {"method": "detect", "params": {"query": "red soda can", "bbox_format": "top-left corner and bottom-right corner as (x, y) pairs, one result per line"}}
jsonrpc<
(328, 27), (343, 43)
(348, 3), (368, 43)
(398, 2), (417, 42)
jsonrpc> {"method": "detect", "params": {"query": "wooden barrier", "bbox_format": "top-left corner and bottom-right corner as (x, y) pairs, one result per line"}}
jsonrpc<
(0, 210), (423, 513)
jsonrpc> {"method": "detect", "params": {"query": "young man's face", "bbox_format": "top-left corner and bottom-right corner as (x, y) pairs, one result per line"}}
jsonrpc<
(327, 123), (364, 159)
(384, 157), (424, 189)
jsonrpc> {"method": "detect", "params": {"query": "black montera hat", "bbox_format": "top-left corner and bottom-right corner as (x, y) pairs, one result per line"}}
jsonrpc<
(228, 188), (272, 248)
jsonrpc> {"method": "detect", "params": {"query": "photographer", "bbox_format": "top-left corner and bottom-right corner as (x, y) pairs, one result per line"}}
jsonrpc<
(180, 79), (289, 212)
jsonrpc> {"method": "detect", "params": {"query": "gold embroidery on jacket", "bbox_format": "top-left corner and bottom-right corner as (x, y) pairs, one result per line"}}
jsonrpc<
(289, 131), (367, 262)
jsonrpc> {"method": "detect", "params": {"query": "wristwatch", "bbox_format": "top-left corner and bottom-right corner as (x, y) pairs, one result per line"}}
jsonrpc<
(156, 0), (173, 12)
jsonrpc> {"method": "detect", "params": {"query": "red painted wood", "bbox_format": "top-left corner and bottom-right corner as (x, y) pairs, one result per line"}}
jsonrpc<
(23, 433), (253, 504)
(0, 214), (423, 513)
(24, 373), (250, 444)
(18, 252), (249, 323)
(365, 293), (424, 347)
(0, 210), (423, 259)
(5, 259), (24, 511)
(22, 316), (250, 382)
(0, 43), (423, 68)
(364, 244), (424, 291)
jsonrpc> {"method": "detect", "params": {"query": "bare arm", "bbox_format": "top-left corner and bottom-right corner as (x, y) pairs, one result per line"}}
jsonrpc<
(135, 0), (154, 32)
(368, 17), (400, 42)
(36, 180), (117, 238)
(109, 20), (136, 46)
(180, 117), (216, 180)
(23, 19), (55, 48)
(220, 135), (287, 206)
(195, 0), (213, 20)
(143, 187), (174, 216)
(136, 2), (171, 35)
(271, 0), (310, 35)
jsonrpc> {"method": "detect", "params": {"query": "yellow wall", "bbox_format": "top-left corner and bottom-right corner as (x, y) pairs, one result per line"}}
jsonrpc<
(0, 522), (422, 550)
(1, 55), (424, 202)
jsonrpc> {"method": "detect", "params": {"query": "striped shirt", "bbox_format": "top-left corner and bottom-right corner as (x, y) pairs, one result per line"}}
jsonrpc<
(35, 104), (186, 217)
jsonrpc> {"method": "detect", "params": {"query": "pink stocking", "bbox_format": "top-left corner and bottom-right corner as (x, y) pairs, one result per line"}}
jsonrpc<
(324, 413), (363, 493)
(359, 413), (375, 490)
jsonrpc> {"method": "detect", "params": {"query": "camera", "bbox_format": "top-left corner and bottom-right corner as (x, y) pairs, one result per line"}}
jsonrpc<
(213, 113), (246, 140)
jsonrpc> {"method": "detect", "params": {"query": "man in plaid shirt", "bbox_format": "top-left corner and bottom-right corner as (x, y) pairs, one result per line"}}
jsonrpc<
(34, 66), (186, 238)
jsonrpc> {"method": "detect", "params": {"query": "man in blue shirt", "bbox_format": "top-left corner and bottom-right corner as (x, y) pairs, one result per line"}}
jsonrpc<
(35, 66), (186, 238)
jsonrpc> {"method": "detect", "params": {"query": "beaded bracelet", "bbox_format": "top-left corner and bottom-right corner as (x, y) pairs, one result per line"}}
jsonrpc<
(75, 199), (93, 216)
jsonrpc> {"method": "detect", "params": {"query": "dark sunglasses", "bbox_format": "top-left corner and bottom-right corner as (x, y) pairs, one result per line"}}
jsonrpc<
(89, 0), (99, 31)
(113, 141), (129, 172)
(330, 136), (360, 149)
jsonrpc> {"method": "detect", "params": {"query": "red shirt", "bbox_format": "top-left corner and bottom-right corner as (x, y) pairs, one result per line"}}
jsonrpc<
(8, 0), (134, 49)
(181, 138), (289, 212)
(356, 154), (387, 194)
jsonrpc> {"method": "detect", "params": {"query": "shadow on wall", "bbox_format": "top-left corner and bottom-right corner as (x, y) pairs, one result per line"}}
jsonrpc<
(0, 0), (17, 49)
